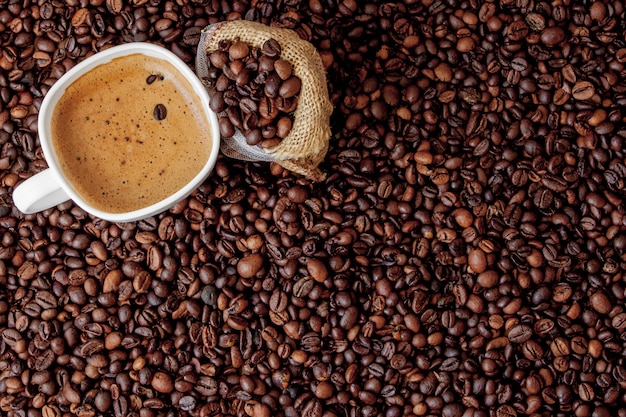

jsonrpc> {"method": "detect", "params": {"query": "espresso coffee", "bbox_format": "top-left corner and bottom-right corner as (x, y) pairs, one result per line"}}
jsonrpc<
(51, 53), (212, 213)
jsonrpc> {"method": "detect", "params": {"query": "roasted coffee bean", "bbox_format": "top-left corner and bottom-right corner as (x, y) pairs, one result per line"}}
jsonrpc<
(209, 51), (228, 69)
(218, 116), (235, 138)
(153, 104), (167, 120)
(262, 38), (281, 57)
(274, 59), (292, 80)
(179, 395), (196, 411)
(264, 73), (281, 98)
(181, 26), (202, 46)
(229, 41), (249, 60)
(2, 328), (21, 346)
(541, 26), (565, 46)
(196, 377), (218, 396)
(239, 97), (257, 114)
(572, 81), (595, 101)
(276, 116), (293, 139)
(245, 128), (262, 146)
(279, 76), (302, 98)
(209, 91), (225, 113)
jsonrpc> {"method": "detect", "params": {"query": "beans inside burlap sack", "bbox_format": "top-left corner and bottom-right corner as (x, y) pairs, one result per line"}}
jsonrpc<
(196, 20), (333, 181)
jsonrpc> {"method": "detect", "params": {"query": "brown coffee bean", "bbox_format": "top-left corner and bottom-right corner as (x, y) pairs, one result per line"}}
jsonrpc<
(276, 116), (292, 139)
(153, 103), (167, 120)
(245, 128), (262, 146)
(209, 51), (228, 69)
(239, 97), (258, 114)
(306, 258), (328, 283)
(219, 116), (235, 138)
(468, 247), (487, 273)
(521, 340), (544, 361)
(507, 324), (532, 343)
(269, 290), (288, 313)
(35, 291), (57, 309)
(179, 395), (196, 411)
(525, 12), (545, 31)
(572, 81), (595, 100)
(78, 340), (105, 357)
(258, 55), (276, 72)
(507, 21), (529, 41)
(274, 59), (292, 80)
(278, 76), (301, 99)
(313, 381), (334, 399)
(105, 0), (123, 13)
(612, 313), (626, 331)
(540, 174), (567, 192)
(229, 41), (250, 60)
(262, 38), (281, 57)
(456, 37), (475, 52)
(132, 270), (151, 293)
(237, 253), (263, 278)
(151, 371), (173, 393)
(589, 291), (611, 314)
(541, 27), (565, 46)
(42, 405), (60, 417)
(550, 337), (570, 357)
(2, 328), (21, 346)
(209, 91), (225, 112)
(553, 88), (570, 105)
(475, 270), (497, 288)
(511, 57), (528, 72)
(495, 405), (517, 417)
(434, 62), (452, 82)
(262, 72), (281, 99)
(183, 27), (202, 46)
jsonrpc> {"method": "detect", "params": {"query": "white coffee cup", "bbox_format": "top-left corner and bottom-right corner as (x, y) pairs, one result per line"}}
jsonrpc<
(12, 43), (220, 222)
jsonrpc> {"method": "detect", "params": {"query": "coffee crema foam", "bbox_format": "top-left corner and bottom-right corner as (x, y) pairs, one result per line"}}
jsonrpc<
(51, 53), (212, 213)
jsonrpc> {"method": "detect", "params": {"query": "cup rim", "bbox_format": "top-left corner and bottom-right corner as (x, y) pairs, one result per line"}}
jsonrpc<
(38, 42), (220, 223)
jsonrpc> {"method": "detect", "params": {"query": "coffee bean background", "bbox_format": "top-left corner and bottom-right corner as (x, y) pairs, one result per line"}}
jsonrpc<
(1, 1), (626, 417)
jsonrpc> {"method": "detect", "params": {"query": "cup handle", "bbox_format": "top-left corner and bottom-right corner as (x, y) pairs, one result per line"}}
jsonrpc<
(13, 169), (71, 214)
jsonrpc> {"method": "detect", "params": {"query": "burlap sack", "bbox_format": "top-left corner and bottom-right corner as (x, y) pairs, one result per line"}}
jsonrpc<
(196, 20), (333, 181)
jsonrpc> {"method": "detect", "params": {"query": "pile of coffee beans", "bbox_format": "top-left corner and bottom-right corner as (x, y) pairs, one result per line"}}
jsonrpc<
(1, 1), (626, 417)
(205, 37), (301, 147)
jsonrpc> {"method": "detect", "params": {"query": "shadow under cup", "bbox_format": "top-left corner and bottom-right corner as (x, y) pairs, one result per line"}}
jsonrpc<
(12, 43), (221, 223)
